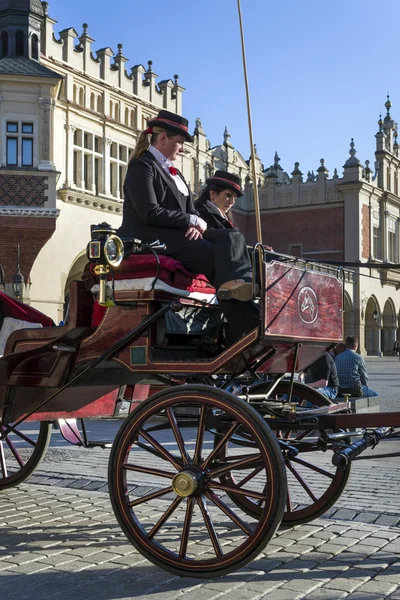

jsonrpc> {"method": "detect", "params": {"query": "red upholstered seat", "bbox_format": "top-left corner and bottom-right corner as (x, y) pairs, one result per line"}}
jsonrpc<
(0, 292), (54, 327)
(113, 255), (216, 295)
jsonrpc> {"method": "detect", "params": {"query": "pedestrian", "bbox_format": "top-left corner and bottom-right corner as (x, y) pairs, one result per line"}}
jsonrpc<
(304, 351), (339, 400)
(335, 335), (378, 397)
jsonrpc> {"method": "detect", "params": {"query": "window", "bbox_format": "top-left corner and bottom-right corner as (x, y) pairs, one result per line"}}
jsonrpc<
(15, 30), (24, 56)
(73, 127), (102, 193)
(387, 167), (391, 192)
(1, 31), (8, 58)
(110, 142), (128, 198)
(31, 34), (38, 60)
(373, 226), (381, 259)
(388, 219), (396, 262)
(6, 121), (34, 167)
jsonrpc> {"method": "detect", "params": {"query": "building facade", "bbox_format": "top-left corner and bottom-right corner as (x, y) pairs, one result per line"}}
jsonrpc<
(0, 1), (399, 355)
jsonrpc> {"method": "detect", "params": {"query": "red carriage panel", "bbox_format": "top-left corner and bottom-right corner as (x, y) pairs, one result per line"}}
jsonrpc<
(264, 262), (343, 342)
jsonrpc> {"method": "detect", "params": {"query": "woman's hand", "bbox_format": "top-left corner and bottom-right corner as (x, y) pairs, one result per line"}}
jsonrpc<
(185, 226), (203, 241)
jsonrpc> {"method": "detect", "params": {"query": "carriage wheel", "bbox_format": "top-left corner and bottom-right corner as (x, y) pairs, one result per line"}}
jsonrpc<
(109, 385), (286, 578)
(0, 421), (52, 490)
(216, 381), (351, 527)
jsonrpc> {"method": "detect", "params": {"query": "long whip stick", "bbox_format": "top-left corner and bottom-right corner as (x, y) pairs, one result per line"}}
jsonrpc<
(237, 0), (263, 246)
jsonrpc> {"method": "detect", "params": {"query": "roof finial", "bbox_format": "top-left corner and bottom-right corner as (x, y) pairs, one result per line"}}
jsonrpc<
(223, 126), (231, 145)
(117, 43), (123, 55)
(274, 151), (281, 167)
(82, 23), (88, 36)
(147, 60), (153, 72)
(174, 74), (179, 86)
(385, 94), (392, 117)
(378, 113), (383, 132)
(344, 138), (360, 167)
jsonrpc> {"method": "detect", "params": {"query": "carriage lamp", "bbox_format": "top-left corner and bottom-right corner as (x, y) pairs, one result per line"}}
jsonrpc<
(12, 268), (24, 300)
(87, 223), (125, 306)
(12, 239), (24, 300)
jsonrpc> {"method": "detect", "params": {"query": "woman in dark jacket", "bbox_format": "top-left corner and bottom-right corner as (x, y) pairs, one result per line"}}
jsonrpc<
(194, 170), (241, 230)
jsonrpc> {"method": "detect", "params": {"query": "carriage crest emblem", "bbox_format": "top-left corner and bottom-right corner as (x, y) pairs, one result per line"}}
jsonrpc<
(298, 286), (318, 324)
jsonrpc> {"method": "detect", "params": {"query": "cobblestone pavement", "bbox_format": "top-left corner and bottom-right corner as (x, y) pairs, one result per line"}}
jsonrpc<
(1, 357), (400, 598)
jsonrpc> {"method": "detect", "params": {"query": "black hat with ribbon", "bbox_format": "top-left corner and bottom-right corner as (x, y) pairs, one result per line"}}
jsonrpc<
(147, 110), (193, 142)
(206, 170), (243, 197)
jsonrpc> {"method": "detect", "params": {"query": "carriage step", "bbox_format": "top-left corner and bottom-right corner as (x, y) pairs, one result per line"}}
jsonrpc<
(86, 441), (113, 449)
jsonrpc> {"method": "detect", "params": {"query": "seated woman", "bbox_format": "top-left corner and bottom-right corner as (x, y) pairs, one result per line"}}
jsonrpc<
(117, 111), (260, 342)
(194, 170), (241, 230)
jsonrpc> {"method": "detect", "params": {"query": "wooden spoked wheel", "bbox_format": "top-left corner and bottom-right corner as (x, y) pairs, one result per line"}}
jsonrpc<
(108, 385), (286, 578)
(216, 381), (351, 527)
(0, 421), (52, 489)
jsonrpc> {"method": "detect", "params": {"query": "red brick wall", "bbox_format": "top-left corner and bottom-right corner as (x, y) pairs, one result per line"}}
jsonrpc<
(0, 175), (47, 206)
(244, 206), (345, 262)
(362, 204), (370, 259)
(0, 216), (56, 282)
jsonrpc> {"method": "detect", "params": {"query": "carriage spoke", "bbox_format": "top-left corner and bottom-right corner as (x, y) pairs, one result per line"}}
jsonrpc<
(138, 429), (183, 470)
(237, 465), (264, 487)
(128, 486), (174, 507)
(197, 495), (223, 557)
(7, 428), (37, 447)
(193, 404), (207, 466)
(286, 460), (318, 502)
(5, 437), (24, 468)
(207, 454), (263, 478)
(205, 490), (252, 535)
(166, 408), (190, 465)
(208, 481), (266, 501)
(148, 495), (183, 540)
(291, 456), (335, 479)
(0, 443), (8, 478)
(179, 497), (195, 558)
(285, 481), (292, 512)
(123, 463), (175, 479)
(201, 422), (239, 470)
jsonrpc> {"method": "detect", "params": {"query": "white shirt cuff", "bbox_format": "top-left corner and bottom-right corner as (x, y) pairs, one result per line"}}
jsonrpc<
(189, 215), (199, 226)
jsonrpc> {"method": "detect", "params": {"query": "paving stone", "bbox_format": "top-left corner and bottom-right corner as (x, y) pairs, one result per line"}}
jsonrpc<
(303, 589), (348, 599)
(354, 579), (397, 595)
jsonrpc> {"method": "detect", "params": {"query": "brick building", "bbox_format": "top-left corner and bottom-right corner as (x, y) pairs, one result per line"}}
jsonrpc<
(0, 0), (399, 355)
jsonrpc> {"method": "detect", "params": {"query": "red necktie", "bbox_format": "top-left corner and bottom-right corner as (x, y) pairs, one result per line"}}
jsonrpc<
(169, 166), (178, 176)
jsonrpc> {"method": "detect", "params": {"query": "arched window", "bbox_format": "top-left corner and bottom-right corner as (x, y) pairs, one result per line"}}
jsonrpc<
(130, 109), (136, 129)
(114, 102), (120, 121)
(97, 95), (102, 113)
(31, 34), (38, 60)
(73, 85), (77, 104)
(15, 30), (24, 56)
(125, 107), (129, 126)
(78, 87), (84, 106)
(90, 92), (95, 111)
(1, 31), (8, 58)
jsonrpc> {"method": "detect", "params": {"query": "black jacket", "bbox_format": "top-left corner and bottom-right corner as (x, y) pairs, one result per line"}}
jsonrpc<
(118, 150), (199, 254)
(194, 197), (235, 231)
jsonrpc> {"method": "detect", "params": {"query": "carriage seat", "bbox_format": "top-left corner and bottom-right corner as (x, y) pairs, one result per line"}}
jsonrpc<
(3, 280), (94, 356)
(112, 254), (216, 296)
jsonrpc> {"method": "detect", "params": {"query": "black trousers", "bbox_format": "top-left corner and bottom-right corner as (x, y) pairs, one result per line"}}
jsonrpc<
(168, 229), (252, 289)
(167, 229), (259, 342)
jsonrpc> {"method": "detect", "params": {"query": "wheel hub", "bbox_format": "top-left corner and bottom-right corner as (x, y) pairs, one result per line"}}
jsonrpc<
(172, 470), (200, 497)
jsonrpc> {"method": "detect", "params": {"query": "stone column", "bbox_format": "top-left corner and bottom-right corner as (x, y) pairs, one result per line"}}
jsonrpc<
(374, 325), (382, 356)
(64, 124), (76, 187)
(103, 138), (112, 196)
(38, 97), (56, 171)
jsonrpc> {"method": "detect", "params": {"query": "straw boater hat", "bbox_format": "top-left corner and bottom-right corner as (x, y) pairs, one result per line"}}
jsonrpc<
(147, 110), (193, 143)
(206, 170), (244, 197)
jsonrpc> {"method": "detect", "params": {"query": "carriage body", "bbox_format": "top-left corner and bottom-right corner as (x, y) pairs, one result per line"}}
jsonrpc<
(0, 256), (343, 425)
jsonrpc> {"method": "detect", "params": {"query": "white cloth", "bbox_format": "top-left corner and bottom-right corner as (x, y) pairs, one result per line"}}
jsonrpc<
(0, 317), (43, 355)
(91, 279), (218, 305)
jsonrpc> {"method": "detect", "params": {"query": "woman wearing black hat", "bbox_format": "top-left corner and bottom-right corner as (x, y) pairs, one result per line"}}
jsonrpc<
(118, 110), (260, 340)
(194, 170), (242, 230)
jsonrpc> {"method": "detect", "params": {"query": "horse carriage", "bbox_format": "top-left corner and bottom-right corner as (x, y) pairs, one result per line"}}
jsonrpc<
(0, 222), (399, 579)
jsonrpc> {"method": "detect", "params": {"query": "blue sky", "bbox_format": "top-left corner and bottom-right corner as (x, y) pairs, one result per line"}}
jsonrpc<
(48, 0), (400, 177)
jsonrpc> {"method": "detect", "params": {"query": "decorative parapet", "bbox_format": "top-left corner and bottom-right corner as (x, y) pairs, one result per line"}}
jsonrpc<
(41, 16), (184, 112)
(0, 207), (59, 217)
(58, 189), (123, 214)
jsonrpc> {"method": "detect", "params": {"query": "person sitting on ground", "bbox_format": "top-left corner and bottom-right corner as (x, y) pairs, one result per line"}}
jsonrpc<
(304, 351), (339, 400)
(335, 335), (378, 397)
(117, 110), (260, 342)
